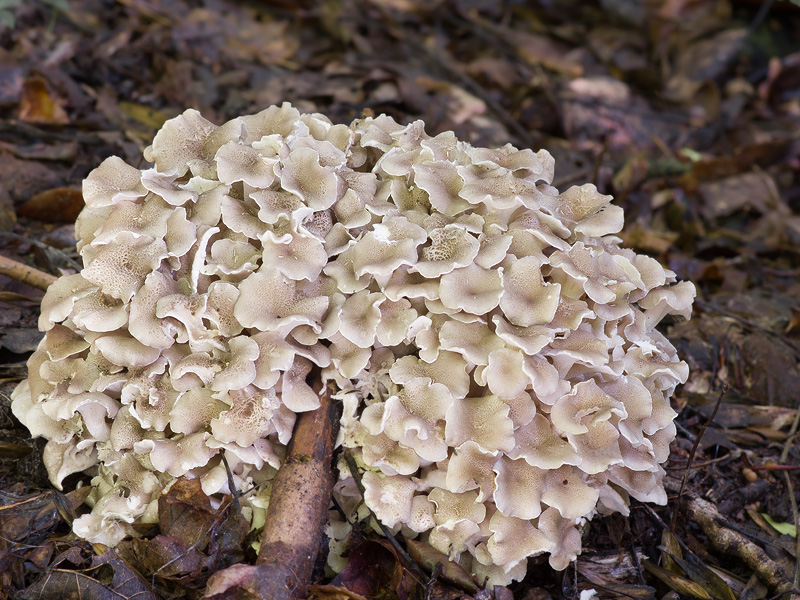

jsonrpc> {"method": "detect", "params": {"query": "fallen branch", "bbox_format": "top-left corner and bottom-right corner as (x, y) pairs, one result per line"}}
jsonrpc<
(204, 378), (338, 600)
(0, 253), (56, 291)
(685, 494), (794, 594)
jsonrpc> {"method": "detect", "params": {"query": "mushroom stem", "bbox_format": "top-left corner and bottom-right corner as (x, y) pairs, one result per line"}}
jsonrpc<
(0, 253), (56, 290)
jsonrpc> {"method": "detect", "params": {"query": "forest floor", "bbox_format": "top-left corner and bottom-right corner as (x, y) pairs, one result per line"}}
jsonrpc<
(0, 0), (799, 599)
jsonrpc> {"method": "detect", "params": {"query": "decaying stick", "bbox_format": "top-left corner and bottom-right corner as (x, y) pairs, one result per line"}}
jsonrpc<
(0, 253), (57, 290)
(685, 494), (794, 594)
(204, 378), (338, 600)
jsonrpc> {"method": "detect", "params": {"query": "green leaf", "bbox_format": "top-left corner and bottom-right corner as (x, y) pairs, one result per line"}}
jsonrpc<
(762, 513), (797, 537)
(679, 147), (702, 162)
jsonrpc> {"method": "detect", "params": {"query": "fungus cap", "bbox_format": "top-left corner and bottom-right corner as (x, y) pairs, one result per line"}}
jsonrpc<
(12, 102), (693, 587)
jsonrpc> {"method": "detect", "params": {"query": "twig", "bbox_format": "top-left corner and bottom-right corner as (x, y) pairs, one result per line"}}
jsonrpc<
(780, 407), (800, 589)
(626, 519), (646, 586)
(671, 385), (728, 530)
(696, 299), (800, 357)
(0, 254), (57, 291)
(0, 120), (109, 146)
(343, 451), (428, 587)
(751, 464), (800, 471)
(683, 495), (794, 594)
(747, 0), (776, 39)
(665, 453), (735, 470)
(205, 377), (339, 600)
(0, 232), (82, 272)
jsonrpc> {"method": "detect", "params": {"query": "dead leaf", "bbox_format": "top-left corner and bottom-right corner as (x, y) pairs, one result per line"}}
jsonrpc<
(308, 584), (370, 600)
(17, 187), (84, 223)
(0, 441), (31, 459)
(406, 539), (478, 594)
(661, 529), (683, 575)
(621, 222), (679, 255)
(0, 489), (86, 541)
(0, 48), (23, 105)
(18, 550), (159, 600)
(118, 101), (171, 130)
(18, 75), (69, 125)
(612, 152), (649, 197)
(465, 57), (522, 91)
(785, 307), (800, 335)
(663, 29), (747, 104)
(415, 77), (486, 125)
(698, 172), (781, 219)
(0, 327), (44, 353)
(508, 31), (583, 77)
(0, 154), (64, 203)
(642, 559), (712, 599)
(561, 76), (671, 149)
(0, 140), (78, 162)
(331, 537), (396, 598)
(158, 477), (218, 546)
(668, 552), (738, 600)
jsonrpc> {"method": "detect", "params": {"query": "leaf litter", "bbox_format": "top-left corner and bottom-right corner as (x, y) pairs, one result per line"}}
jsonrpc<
(0, 0), (799, 598)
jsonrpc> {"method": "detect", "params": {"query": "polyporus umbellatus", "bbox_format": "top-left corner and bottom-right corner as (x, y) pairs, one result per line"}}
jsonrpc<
(11, 103), (694, 586)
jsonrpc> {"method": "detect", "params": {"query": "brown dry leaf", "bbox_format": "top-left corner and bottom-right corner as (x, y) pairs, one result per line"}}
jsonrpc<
(118, 101), (171, 130)
(669, 553), (738, 600)
(179, 8), (299, 68)
(507, 30), (583, 78)
(661, 529), (683, 575)
(367, 0), (444, 11)
(415, 77), (486, 125)
(121, 533), (206, 580)
(0, 183), (15, 232)
(654, 0), (733, 57)
(158, 478), (218, 546)
(17, 187), (84, 223)
(561, 76), (663, 149)
(331, 538), (397, 599)
(116, 481), (247, 591)
(579, 563), (655, 600)
(663, 29), (747, 104)
(465, 57), (522, 91)
(18, 76), (69, 125)
(612, 152), (649, 197)
(587, 27), (648, 74)
(0, 441), (31, 459)
(0, 154), (64, 203)
(308, 584), (370, 600)
(0, 48), (23, 105)
(18, 549), (159, 600)
(698, 172), (781, 219)
(0, 488), (89, 541)
(679, 140), (791, 190)
(205, 507), (248, 572)
(742, 405), (796, 430)
(740, 574), (769, 600)
(785, 307), (800, 335)
(759, 51), (800, 108)
(621, 222), (679, 255)
(642, 559), (712, 600)
(0, 141), (78, 162)
(406, 539), (478, 594)
(746, 508), (781, 538)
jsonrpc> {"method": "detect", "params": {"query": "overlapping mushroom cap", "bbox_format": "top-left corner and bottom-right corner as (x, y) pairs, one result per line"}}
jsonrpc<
(11, 103), (694, 585)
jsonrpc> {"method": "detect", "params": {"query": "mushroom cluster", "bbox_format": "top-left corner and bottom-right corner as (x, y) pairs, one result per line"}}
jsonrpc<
(11, 103), (694, 585)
